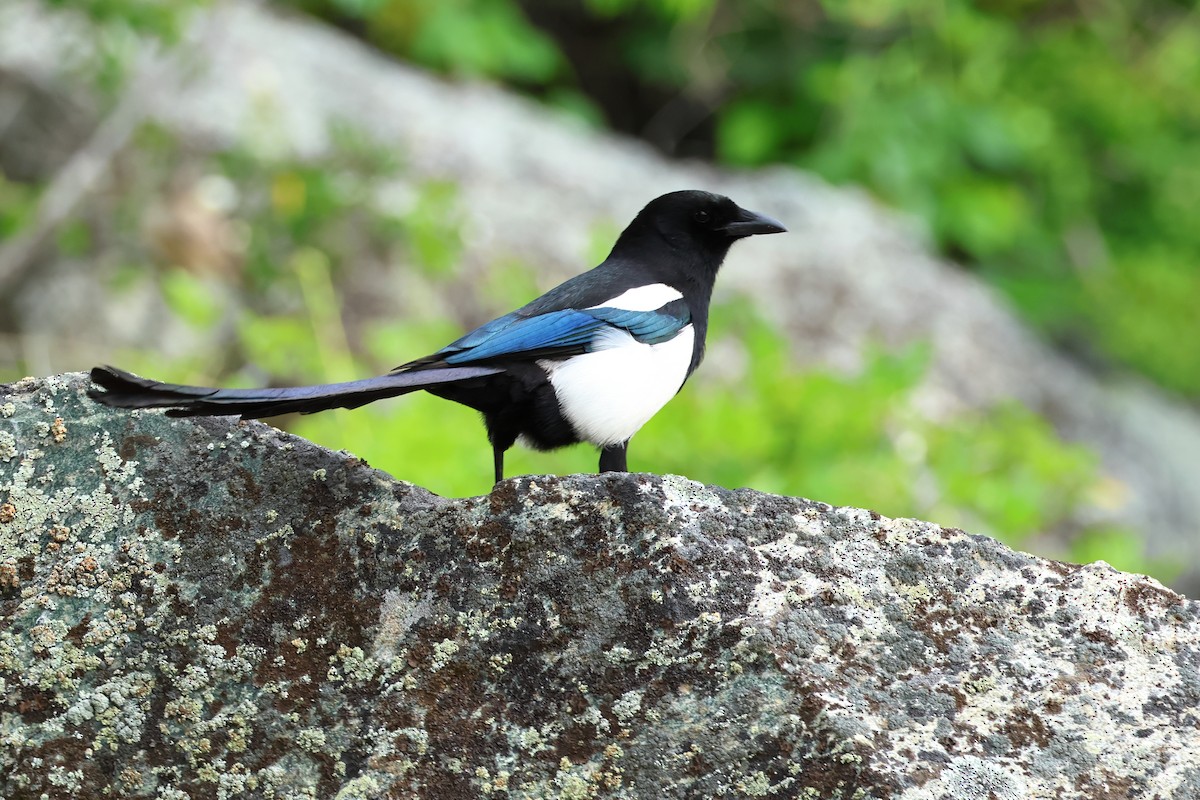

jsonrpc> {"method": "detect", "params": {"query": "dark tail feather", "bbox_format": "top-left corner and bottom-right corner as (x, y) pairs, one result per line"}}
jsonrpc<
(88, 364), (502, 420)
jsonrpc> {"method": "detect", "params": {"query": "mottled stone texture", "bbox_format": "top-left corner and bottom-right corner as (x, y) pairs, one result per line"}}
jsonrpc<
(2, 374), (1199, 799)
(6, 1), (1200, 588)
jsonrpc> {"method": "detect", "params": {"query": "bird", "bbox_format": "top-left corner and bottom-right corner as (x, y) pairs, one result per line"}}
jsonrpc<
(89, 190), (786, 482)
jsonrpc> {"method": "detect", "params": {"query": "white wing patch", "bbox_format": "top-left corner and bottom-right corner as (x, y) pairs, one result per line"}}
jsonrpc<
(540, 324), (695, 447)
(590, 284), (682, 312)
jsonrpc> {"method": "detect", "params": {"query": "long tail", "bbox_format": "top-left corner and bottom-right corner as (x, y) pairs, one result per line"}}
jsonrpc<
(88, 364), (502, 420)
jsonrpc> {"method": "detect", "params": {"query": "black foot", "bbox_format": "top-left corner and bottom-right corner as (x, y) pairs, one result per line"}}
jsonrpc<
(599, 442), (628, 473)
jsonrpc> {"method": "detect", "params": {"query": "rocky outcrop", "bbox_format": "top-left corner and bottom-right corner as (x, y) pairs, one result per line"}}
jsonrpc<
(3, 373), (1198, 799)
(3, 1), (1200, 590)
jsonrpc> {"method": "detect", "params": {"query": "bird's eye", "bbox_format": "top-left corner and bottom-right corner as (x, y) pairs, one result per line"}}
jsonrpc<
(694, 210), (710, 224)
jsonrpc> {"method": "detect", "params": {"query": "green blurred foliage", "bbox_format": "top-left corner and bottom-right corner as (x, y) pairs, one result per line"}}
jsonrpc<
(0, 176), (37, 241)
(215, 123), (410, 292)
(653, 303), (1118, 554)
(288, 0), (1200, 399)
(771, 2), (1200, 398)
(39, 0), (207, 94)
(41, 0), (201, 34)
(741, 3), (1198, 396)
(291, 0), (564, 83)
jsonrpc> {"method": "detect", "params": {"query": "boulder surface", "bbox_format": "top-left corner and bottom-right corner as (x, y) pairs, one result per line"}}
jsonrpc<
(4, 1), (1200, 586)
(2, 373), (1199, 799)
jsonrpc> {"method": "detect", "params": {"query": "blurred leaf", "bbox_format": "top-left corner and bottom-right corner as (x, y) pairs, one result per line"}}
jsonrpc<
(237, 314), (324, 379)
(271, 172), (308, 219)
(329, 0), (388, 15)
(927, 403), (1097, 542)
(399, 0), (562, 82)
(1070, 526), (1181, 583)
(937, 176), (1031, 257)
(0, 175), (38, 240)
(404, 180), (464, 276)
(158, 271), (224, 329)
(717, 100), (785, 166)
(1084, 248), (1200, 393)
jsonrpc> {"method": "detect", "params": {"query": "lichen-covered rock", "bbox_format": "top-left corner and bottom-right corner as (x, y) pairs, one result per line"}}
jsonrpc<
(2, 373), (1199, 799)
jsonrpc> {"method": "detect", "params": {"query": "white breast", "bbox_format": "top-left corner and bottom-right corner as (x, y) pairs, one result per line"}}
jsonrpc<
(540, 324), (695, 448)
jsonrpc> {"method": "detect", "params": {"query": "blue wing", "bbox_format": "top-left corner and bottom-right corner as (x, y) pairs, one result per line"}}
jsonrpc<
(585, 306), (688, 345)
(399, 303), (691, 369)
(441, 310), (605, 364)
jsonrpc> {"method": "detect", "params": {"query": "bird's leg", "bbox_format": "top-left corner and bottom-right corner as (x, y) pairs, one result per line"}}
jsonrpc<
(486, 421), (518, 484)
(598, 442), (628, 473)
(493, 444), (505, 483)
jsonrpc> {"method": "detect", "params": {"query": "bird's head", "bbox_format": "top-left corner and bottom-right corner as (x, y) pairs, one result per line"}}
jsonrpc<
(614, 190), (787, 269)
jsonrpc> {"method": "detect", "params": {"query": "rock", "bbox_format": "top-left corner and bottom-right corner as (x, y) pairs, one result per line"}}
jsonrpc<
(3, 373), (1198, 799)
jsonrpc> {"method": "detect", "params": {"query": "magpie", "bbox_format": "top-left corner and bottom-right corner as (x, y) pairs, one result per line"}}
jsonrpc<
(89, 190), (786, 482)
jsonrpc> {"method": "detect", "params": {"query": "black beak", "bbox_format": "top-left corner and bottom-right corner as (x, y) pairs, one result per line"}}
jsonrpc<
(720, 206), (788, 238)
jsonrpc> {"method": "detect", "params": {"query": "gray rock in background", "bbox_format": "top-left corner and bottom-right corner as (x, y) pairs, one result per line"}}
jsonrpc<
(1, 1), (1199, 591)
(3, 373), (1199, 799)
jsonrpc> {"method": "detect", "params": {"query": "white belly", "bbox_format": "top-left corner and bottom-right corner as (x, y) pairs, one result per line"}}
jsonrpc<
(540, 324), (695, 447)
